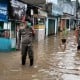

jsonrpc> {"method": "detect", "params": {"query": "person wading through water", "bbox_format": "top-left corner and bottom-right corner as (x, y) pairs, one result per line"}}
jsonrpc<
(60, 27), (68, 50)
(19, 19), (35, 66)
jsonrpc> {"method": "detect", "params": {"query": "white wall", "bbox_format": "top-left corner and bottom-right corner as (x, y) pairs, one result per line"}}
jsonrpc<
(61, 3), (73, 15)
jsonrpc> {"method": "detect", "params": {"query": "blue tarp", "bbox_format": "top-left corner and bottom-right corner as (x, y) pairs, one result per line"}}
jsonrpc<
(0, 38), (11, 52)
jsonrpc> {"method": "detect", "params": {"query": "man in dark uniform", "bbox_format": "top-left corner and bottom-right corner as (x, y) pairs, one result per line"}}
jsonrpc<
(19, 20), (35, 66)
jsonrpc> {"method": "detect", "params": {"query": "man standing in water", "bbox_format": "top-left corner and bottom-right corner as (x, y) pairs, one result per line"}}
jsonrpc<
(19, 19), (35, 66)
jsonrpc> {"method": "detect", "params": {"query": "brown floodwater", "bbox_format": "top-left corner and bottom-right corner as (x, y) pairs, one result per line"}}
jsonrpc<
(0, 31), (80, 80)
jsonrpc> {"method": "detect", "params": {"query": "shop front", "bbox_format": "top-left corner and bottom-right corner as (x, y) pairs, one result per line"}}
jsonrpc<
(46, 3), (63, 36)
(0, 0), (27, 52)
(34, 9), (47, 41)
(60, 14), (75, 31)
(0, 1), (12, 52)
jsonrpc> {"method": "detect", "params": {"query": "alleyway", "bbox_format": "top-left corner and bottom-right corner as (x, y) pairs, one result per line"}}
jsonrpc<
(0, 31), (80, 80)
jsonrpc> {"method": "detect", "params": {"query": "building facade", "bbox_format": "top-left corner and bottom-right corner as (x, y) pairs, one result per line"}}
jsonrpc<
(45, 3), (63, 36)
(58, 0), (76, 30)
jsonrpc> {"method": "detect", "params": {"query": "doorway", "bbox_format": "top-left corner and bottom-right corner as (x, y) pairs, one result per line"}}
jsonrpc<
(48, 19), (55, 35)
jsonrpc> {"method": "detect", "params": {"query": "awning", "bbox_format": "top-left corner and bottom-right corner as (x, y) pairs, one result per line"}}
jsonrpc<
(38, 9), (47, 17)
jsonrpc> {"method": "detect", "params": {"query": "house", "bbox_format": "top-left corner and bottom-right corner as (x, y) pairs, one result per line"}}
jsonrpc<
(58, 0), (79, 30)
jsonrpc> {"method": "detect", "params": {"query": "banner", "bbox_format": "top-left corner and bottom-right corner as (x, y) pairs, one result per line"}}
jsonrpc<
(0, 3), (8, 22)
(10, 0), (27, 20)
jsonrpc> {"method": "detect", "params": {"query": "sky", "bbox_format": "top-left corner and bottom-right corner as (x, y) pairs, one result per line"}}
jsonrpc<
(71, 0), (80, 2)
(46, 0), (80, 4)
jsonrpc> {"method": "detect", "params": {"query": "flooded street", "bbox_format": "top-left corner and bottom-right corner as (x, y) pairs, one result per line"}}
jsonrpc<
(0, 31), (80, 80)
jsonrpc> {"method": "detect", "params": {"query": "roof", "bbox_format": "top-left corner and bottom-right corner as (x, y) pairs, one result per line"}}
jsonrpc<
(19, 0), (46, 6)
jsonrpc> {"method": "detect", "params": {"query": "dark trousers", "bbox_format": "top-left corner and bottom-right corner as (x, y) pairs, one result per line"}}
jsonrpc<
(61, 39), (66, 44)
(21, 44), (34, 65)
(77, 45), (80, 50)
(77, 40), (80, 50)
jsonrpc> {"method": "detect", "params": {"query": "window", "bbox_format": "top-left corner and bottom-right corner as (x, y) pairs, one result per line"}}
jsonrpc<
(0, 22), (10, 38)
(38, 18), (45, 25)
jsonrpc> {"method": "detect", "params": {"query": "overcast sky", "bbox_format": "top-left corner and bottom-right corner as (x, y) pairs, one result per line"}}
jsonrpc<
(46, 0), (80, 4)
(71, 0), (80, 2)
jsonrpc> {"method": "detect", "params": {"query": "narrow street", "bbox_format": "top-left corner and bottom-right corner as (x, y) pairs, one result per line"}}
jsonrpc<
(0, 31), (80, 80)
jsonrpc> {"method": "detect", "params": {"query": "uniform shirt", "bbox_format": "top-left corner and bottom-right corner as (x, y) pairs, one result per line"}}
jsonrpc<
(19, 27), (33, 44)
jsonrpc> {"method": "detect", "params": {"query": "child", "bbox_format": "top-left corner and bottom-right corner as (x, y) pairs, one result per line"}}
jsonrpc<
(60, 27), (68, 50)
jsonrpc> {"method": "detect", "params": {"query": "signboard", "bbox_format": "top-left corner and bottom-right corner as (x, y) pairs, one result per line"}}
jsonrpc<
(0, 3), (8, 22)
(10, 0), (27, 20)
